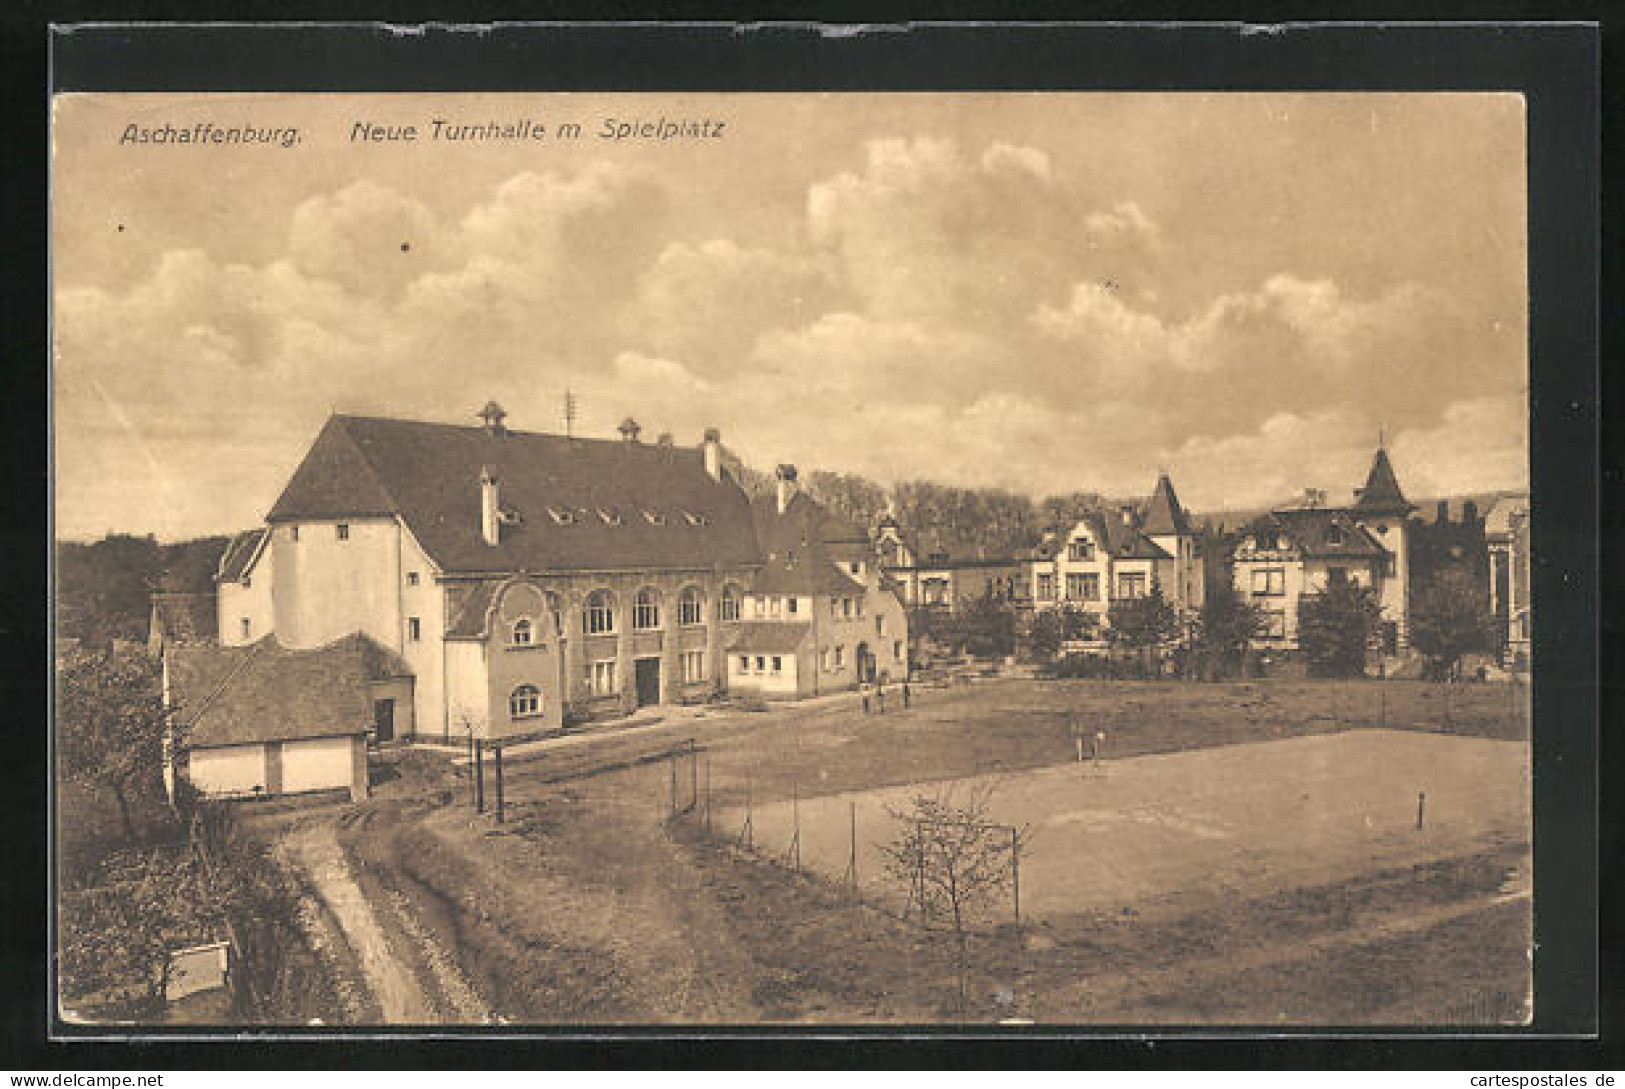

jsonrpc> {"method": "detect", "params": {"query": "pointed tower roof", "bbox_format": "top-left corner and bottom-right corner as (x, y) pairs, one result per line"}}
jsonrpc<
(1351, 447), (1414, 515)
(1141, 473), (1193, 536)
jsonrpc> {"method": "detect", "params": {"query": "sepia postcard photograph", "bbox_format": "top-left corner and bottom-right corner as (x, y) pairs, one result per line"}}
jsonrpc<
(50, 81), (1545, 1032)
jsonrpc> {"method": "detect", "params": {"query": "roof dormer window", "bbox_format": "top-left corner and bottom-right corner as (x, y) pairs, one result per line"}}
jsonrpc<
(547, 507), (576, 525)
(642, 509), (666, 526)
(680, 509), (709, 526)
(596, 508), (622, 526)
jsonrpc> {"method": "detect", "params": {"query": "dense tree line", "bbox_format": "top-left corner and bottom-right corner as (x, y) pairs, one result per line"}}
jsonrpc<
(56, 533), (229, 649)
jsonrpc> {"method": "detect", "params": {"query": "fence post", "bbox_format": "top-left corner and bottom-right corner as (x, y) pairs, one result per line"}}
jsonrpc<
(475, 739), (485, 813)
(704, 757), (712, 833)
(791, 783), (802, 873)
(494, 744), (505, 824)
(690, 739), (699, 816)
(1011, 825), (1021, 926)
(669, 749), (677, 819)
(1416, 791), (1427, 831)
(846, 800), (858, 894)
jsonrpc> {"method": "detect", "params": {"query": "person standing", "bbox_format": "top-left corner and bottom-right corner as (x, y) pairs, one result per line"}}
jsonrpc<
(861, 679), (872, 715)
(902, 679), (912, 709)
(876, 682), (887, 714)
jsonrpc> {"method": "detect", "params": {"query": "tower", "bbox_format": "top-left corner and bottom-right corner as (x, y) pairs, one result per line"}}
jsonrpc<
(1142, 472), (1204, 615)
(1350, 446), (1416, 650)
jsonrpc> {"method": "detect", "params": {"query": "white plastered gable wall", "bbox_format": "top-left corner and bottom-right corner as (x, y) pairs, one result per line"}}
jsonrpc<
(396, 519), (446, 740)
(217, 534), (274, 646)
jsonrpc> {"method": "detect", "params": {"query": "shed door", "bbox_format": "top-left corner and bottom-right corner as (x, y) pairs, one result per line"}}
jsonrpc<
(282, 737), (355, 794)
(373, 698), (395, 742)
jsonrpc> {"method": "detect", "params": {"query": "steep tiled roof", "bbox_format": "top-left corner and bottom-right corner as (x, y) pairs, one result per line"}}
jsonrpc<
(168, 633), (401, 748)
(266, 415), (762, 576)
(1086, 511), (1172, 560)
(726, 621), (813, 654)
(1256, 508), (1386, 559)
(749, 492), (870, 595)
(1140, 474), (1193, 537)
(216, 528), (269, 584)
(1351, 447), (1414, 515)
(902, 526), (1020, 567)
(444, 580), (503, 639)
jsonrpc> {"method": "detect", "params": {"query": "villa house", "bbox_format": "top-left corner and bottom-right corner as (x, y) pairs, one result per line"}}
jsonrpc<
(1230, 447), (1414, 652)
(727, 466), (909, 698)
(1025, 474), (1205, 634)
(872, 520), (1024, 611)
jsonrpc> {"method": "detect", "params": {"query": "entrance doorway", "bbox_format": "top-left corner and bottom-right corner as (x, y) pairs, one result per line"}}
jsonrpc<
(373, 698), (395, 743)
(634, 657), (661, 707)
(856, 642), (875, 684)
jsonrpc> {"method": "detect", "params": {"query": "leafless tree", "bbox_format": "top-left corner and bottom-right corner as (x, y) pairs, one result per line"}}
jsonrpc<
(881, 783), (1031, 1011)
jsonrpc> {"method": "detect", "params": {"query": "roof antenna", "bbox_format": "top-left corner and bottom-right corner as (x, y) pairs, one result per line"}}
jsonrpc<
(1378, 423), (1387, 450)
(563, 388), (578, 440)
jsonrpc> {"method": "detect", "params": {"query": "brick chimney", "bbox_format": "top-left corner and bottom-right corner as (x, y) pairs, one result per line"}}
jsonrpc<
(480, 466), (501, 546)
(1437, 499), (1450, 524)
(702, 428), (722, 482)
(776, 464), (799, 515)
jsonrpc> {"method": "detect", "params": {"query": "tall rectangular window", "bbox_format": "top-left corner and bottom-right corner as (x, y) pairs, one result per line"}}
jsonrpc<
(682, 650), (707, 684)
(240, 617), (251, 640)
(1251, 568), (1286, 596)
(408, 617), (421, 642)
(336, 524), (350, 541)
(290, 525), (299, 542)
(771, 656), (782, 674)
(589, 660), (618, 695)
(1036, 573), (1055, 601)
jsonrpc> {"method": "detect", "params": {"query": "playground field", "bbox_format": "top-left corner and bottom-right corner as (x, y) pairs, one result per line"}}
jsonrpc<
(716, 729), (1530, 925)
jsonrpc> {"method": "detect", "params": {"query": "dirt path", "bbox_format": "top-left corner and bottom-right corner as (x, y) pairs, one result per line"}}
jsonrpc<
(282, 822), (438, 1023)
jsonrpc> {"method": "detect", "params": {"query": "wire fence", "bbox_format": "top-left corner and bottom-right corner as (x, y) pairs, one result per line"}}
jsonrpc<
(663, 747), (1027, 934)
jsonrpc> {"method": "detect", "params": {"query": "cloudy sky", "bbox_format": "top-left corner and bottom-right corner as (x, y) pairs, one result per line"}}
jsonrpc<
(52, 92), (1528, 541)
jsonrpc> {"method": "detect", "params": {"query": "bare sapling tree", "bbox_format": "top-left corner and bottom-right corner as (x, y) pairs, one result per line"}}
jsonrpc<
(881, 783), (1031, 1012)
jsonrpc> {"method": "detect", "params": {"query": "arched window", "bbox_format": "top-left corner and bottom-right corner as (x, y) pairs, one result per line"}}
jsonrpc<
(584, 590), (615, 635)
(720, 583), (742, 622)
(633, 587), (661, 631)
(510, 617), (534, 645)
(679, 585), (704, 627)
(509, 684), (542, 718)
